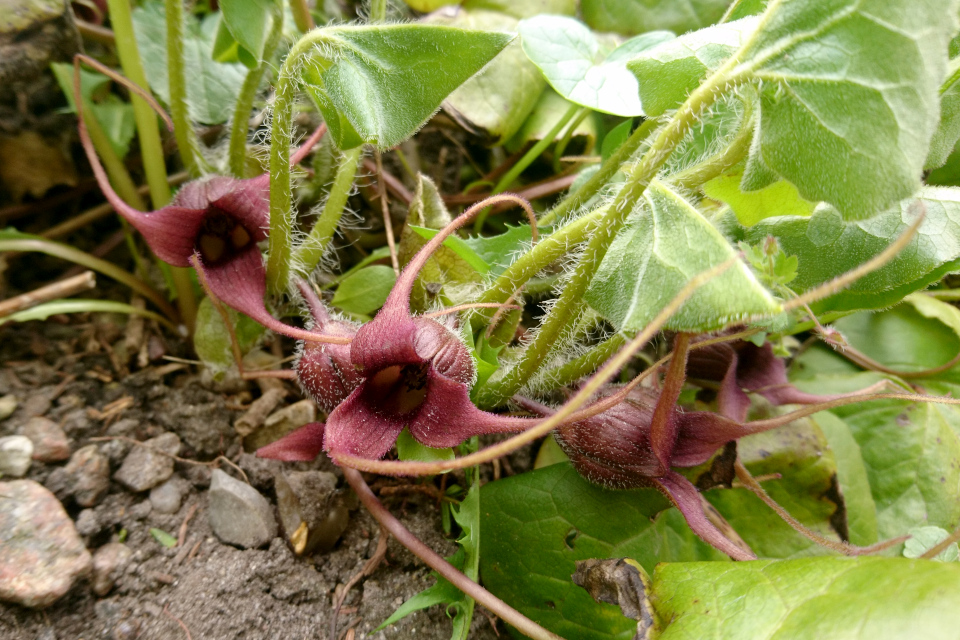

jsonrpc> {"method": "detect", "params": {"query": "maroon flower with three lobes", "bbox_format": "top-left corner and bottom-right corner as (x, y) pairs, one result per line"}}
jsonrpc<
(76, 99), (326, 335)
(259, 205), (536, 462)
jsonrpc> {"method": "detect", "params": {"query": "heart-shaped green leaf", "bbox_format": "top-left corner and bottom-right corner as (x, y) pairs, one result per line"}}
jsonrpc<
(733, 0), (958, 220)
(215, 0), (277, 68)
(331, 265), (397, 317)
(300, 25), (514, 149)
(518, 15), (673, 116)
(585, 180), (779, 332)
(740, 186), (960, 314)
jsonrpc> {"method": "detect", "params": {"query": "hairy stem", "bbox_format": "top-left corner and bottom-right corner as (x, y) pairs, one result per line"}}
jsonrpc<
(228, 9), (285, 178)
(107, 0), (196, 329)
(553, 106), (592, 173)
(342, 467), (565, 640)
(293, 145), (363, 275)
(668, 96), (754, 190)
(539, 333), (628, 390)
(478, 66), (741, 407)
(368, 0), (387, 22)
(538, 117), (659, 226)
(165, 0), (210, 176)
(289, 0), (315, 32)
(650, 333), (691, 471)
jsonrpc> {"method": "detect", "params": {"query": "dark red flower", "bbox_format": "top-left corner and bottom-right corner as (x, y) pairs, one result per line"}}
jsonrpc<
(76, 87), (325, 334)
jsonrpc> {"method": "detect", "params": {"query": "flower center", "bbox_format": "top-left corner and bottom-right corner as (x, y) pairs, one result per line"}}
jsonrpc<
(197, 208), (253, 264)
(367, 364), (429, 416)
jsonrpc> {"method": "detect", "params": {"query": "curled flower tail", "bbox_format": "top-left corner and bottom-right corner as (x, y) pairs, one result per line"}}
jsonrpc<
(256, 422), (326, 461)
(652, 471), (756, 561)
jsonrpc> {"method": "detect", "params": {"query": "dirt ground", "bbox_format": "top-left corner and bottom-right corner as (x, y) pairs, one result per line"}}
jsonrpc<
(0, 319), (508, 640)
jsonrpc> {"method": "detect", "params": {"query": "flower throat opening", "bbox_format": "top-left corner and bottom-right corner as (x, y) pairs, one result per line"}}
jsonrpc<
(367, 364), (430, 416)
(197, 208), (253, 264)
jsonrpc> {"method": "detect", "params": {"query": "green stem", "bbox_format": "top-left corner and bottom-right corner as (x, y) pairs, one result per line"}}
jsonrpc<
(539, 332), (628, 390)
(478, 64), (741, 407)
(473, 103), (580, 233)
(552, 106), (591, 173)
(369, 0), (387, 22)
(107, 0), (197, 330)
(267, 30), (342, 294)
(668, 96), (755, 191)
(293, 146), (363, 276)
(469, 206), (608, 326)
(289, 0), (315, 32)
(81, 99), (147, 210)
(0, 239), (179, 322)
(165, 0), (209, 176)
(228, 9), (285, 178)
(538, 117), (659, 226)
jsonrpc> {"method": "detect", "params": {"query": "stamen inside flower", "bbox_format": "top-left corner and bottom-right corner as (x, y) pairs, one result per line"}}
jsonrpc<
(367, 364), (430, 416)
(197, 208), (254, 264)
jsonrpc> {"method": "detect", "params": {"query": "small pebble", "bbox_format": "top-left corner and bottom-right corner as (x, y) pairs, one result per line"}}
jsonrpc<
(275, 470), (349, 555)
(149, 477), (182, 514)
(64, 445), (111, 507)
(0, 394), (17, 421)
(245, 399), (316, 451)
(0, 436), (33, 477)
(21, 416), (71, 462)
(208, 469), (277, 549)
(75, 509), (101, 537)
(0, 480), (92, 607)
(113, 432), (180, 492)
(91, 542), (133, 596)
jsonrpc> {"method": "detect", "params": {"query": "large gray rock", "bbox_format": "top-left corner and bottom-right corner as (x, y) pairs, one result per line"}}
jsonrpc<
(0, 480), (92, 607)
(0, 435), (32, 477)
(113, 432), (180, 492)
(208, 469), (277, 549)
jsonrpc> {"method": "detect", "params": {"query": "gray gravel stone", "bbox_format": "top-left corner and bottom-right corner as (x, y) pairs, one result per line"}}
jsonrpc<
(0, 480), (92, 607)
(63, 444), (111, 507)
(208, 469), (277, 549)
(149, 477), (183, 514)
(0, 394), (17, 421)
(113, 432), (180, 492)
(21, 416), (70, 462)
(0, 435), (33, 477)
(91, 542), (133, 596)
(74, 509), (101, 537)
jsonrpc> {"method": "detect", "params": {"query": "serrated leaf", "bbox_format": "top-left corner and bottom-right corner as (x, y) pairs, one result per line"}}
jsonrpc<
(300, 25), (514, 149)
(626, 17), (758, 117)
(331, 265), (396, 316)
(217, 0), (277, 67)
(741, 187), (960, 314)
(580, 0), (730, 37)
(703, 169), (816, 227)
(733, 0), (959, 220)
(480, 463), (726, 640)
(194, 296), (265, 375)
(650, 557), (960, 640)
(585, 179), (779, 332)
(132, 3), (247, 124)
(518, 15), (673, 116)
(410, 227), (489, 275)
(928, 58), (960, 169)
(432, 9), (547, 146)
(462, 223), (544, 277)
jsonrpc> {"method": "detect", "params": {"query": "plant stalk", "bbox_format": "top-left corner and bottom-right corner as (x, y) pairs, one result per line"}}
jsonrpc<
(165, 0), (210, 176)
(107, 0), (197, 329)
(293, 146), (363, 275)
(342, 467), (565, 640)
(228, 7), (285, 177)
(289, 0), (315, 32)
(478, 63), (742, 407)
